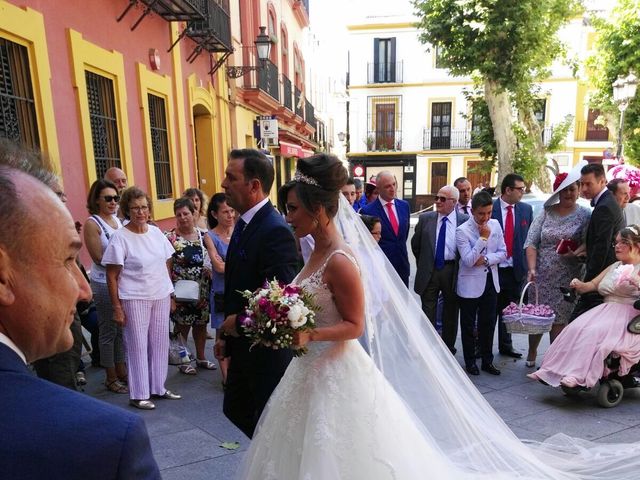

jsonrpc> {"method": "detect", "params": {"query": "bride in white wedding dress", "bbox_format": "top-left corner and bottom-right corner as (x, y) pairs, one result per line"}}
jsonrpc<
(236, 154), (640, 480)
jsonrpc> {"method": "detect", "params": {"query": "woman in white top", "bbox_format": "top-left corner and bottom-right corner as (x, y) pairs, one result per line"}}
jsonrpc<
(83, 179), (127, 393)
(103, 187), (181, 410)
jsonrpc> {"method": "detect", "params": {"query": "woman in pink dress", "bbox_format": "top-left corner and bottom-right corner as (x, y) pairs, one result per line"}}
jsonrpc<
(528, 225), (640, 388)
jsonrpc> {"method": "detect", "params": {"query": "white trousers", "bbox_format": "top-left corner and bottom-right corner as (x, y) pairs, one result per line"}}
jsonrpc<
(121, 297), (170, 400)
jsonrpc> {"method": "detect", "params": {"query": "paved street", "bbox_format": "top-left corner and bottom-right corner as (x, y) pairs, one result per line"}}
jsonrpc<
(80, 326), (640, 478)
(80, 229), (640, 478)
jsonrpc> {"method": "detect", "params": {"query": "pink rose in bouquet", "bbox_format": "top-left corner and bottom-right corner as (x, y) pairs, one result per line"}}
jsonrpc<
(502, 301), (554, 317)
(239, 279), (319, 356)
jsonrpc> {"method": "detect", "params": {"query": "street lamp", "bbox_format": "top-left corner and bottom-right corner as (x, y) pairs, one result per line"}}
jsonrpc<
(337, 131), (346, 142)
(226, 27), (272, 78)
(612, 72), (638, 160)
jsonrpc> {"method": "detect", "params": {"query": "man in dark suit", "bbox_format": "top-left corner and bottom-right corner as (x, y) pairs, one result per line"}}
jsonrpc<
(361, 171), (411, 285)
(492, 173), (533, 359)
(0, 150), (160, 479)
(216, 149), (299, 438)
(412, 185), (468, 353)
(571, 163), (624, 320)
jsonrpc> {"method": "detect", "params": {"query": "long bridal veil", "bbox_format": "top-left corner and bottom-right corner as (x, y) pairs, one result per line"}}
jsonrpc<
(334, 195), (640, 479)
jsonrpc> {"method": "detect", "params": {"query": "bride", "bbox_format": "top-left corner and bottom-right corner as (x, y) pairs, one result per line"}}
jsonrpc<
(236, 154), (640, 479)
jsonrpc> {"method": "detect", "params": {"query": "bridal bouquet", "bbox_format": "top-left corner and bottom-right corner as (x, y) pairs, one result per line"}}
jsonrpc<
(239, 279), (319, 356)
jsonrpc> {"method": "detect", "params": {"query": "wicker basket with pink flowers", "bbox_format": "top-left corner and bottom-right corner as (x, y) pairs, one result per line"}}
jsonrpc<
(502, 282), (556, 335)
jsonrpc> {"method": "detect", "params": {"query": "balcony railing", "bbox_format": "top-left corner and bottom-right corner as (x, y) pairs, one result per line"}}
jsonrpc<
(305, 99), (315, 125)
(424, 126), (557, 150)
(367, 61), (403, 84)
(240, 47), (279, 101)
(366, 131), (403, 151)
(186, 0), (232, 52)
(574, 120), (610, 142)
(282, 75), (293, 111)
(294, 87), (304, 118)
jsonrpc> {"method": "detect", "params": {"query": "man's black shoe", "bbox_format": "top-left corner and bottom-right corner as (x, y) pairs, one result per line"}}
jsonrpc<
(481, 364), (501, 375)
(466, 365), (480, 375)
(500, 349), (522, 359)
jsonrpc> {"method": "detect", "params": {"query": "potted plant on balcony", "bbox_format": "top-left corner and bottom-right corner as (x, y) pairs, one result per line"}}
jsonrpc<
(365, 134), (375, 151)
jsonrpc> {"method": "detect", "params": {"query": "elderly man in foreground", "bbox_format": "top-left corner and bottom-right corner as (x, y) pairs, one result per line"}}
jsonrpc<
(0, 142), (160, 479)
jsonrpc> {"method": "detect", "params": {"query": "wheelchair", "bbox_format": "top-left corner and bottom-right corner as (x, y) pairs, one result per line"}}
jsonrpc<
(561, 313), (640, 408)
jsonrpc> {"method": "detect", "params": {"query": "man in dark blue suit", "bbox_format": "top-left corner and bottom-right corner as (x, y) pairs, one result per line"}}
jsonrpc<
(361, 171), (411, 285)
(0, 151), (160, 479)
(492, 174), (533, 358)
(215, 149), (299, 438)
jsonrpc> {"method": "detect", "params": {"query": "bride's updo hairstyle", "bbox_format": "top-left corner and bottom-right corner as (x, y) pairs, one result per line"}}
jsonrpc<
(278, 153), (348, 220)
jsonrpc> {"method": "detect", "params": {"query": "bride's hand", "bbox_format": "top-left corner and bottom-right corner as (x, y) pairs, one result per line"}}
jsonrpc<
(293, 330), (313, 347)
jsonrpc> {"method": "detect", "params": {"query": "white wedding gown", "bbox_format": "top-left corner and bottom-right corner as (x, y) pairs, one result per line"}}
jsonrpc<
(236, 250), (464, 479)
(235, 197), (640, 480)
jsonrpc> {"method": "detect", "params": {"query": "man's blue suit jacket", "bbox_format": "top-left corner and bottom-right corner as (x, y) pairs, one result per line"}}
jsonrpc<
(0, 343), (160, 479)
(361, 197), (411, 285)
(491, 198), (533, 283)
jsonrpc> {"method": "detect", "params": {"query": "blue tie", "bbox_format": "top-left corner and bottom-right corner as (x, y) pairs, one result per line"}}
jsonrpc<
(230, 218), (246, 246)
(435, 217), (447, 270)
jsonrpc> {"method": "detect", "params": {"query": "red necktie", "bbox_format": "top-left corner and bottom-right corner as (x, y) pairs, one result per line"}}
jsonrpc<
(504, 205), (514, 258)
(386, 201), (399, 236)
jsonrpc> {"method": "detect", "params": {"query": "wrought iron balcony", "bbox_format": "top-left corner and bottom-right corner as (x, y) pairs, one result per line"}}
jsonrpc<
(186, 0), (232, 53)
(117, 0), (206, 30)
(305, 99), (315, 126)
(282, 75), (293, 111)
(294, 87), (304, 118)
(366, 131), (403, 151)
(367, 61), (403, 84)
(574, 120), (610, 142)
(423, 126), (557, 150)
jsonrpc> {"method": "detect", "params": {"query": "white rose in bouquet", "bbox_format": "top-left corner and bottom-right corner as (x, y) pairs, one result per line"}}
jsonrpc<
(288, 305), (308, 328)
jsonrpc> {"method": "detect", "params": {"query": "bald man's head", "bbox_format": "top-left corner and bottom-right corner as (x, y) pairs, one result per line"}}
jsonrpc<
(104, 167), (127, 193)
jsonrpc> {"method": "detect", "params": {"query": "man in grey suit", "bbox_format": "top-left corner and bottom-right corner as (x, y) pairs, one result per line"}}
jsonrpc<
(412, 185), (469, 354)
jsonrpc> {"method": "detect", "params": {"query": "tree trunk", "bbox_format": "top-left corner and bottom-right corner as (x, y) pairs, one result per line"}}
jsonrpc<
(484, 79), (517, 187)
(519, 106), (551, 192)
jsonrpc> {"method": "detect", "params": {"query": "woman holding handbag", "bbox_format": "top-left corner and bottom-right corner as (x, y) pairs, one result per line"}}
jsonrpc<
(166, 197), (218, 375)
(523, 165), (590, 367)
(206, 193), (235, 386)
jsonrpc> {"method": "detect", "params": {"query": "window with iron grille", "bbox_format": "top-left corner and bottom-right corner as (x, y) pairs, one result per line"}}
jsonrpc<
(0, 37), (39, 149)
(148, 93), (172, 200)
(86, 71), (121, 179)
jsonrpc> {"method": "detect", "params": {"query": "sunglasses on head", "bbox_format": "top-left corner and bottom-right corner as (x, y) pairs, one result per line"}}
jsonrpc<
(435, 196), (454, 203)
(102, 195), (121, 203)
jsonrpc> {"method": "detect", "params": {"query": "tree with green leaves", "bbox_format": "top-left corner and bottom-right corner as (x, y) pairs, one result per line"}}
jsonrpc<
(587, 0), (640, 165)
(413, 0), (582, 187)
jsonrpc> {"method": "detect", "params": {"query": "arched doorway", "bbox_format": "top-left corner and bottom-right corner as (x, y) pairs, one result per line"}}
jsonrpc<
(192, 103), (216, 198)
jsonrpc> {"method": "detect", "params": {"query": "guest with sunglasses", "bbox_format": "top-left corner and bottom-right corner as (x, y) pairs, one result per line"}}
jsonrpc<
(412, 186), (469, 354)
(83, 179), (128, 394)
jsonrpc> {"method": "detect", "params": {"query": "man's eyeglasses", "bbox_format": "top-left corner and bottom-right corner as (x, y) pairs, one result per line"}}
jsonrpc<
(435, 196), (455, 203)
(510, 186), (526, 192)
(102, 195), (121, 203)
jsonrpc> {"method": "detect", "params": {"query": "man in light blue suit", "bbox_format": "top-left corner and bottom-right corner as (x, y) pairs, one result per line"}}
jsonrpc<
(0, 144), (160, 479)
(456, 191), (507, 376)
(492, 174), (533, 359)
(361, 171), (411, 285)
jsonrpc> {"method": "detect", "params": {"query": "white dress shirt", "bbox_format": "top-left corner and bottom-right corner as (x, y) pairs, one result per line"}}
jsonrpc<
(0, 332), (26, 364)
(240, 197), (270, 226)
(379, 197), (399, 223)
(435, 210), (458, 261)
(498, 197), (515, 268)
(455, 201), (472, 216)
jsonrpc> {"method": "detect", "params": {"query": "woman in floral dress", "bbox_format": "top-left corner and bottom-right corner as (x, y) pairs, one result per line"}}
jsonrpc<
(524, 170), (591, 367)
(166, 197), (218, 374)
